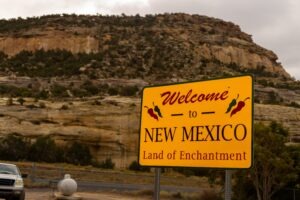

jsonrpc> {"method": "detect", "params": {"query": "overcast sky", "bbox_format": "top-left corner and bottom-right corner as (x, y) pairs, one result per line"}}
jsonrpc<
(0, 0), (299, 80)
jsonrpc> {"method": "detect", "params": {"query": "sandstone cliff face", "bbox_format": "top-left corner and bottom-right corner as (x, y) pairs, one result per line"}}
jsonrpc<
(0, 30), (99, 56)
(211, 45), (287, 76)
(0, 95), (299, 168)
(254, 104), (300, 141)
(0, 96), (141, 168)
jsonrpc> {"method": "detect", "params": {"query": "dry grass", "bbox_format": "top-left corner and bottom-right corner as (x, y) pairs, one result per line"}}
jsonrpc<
(9, 161), (212, 189)
(0, 161), (216, 188)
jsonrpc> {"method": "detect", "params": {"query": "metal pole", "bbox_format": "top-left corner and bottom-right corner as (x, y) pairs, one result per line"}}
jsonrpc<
(31, 162), (36, 183)
(154, 168), (161, 200)
(225, 170), (232, 200)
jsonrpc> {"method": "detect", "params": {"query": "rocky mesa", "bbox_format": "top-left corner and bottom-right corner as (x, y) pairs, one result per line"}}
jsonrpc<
(0, 13), (299, 168)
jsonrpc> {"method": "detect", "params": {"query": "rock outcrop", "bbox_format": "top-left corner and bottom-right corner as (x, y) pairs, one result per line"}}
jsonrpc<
(0, 14), (299, 168)
(0, 13), (291, 80)
(0, 32), (98, 56)
(0, 95), (299, 168)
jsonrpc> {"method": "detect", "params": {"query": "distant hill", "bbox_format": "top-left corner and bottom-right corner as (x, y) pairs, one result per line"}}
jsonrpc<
(0, 13), (293, 80)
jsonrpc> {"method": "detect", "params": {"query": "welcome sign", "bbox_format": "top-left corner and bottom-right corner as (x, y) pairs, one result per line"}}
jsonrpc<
(139, 75), (253, 168)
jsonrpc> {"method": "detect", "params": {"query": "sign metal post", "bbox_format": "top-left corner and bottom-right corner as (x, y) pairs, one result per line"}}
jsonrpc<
(225, 170), (232, 200)
(154, 168), (161, 200)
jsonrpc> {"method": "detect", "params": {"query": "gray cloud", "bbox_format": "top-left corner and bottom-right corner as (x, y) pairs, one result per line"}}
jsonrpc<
(0, 0), (100, 17)
(0, 0), (299, 79)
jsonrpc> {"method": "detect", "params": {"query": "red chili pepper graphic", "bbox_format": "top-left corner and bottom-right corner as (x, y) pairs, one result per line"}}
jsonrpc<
(153, 102), (163, 118)
(144, 106), (159, 120)
(230, 97), (250, 117)
(225, 94), (239, 113)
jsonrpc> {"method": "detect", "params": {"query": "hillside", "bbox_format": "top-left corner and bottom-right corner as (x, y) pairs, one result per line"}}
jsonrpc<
(0, 13), (299, 167)
(0, 13), (292, 80)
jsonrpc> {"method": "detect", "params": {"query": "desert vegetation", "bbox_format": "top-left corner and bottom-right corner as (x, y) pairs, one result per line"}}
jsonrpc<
(0, 134), (114, 169)
(0, 14), (299, 200)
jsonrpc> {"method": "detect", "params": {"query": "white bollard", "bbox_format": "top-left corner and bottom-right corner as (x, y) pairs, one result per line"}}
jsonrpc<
(58, 174), (78, 196)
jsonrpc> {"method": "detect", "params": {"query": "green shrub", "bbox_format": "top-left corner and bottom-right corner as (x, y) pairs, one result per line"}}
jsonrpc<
(128, 160), (150, 172)
(172, 192), (182, 199)
(200, 190), (222, 200)
(17, 97), (25, 105)
(0, 51), (7, 61)
(0, 85), (33, 97)
(6, 97), (13, 106)
(267, 91), (280, 104)
(51, 84), (69, 97)
(108, 87), (119, 96)
(81, 81), (99, 95)
(39, 102), (46, 108)
(0, 134), (30, 161)
(289, 101), (300, 108)
(28, 136), (61, 162)
(0, 134), (95, 166)
(173, 167), (210, 177)
(96, 158), (115, 169)
(233, 122), (297, 200)
(65, 142), (92, 165)
(71, 88), (88, 98)
(119, 85), (139, 96)
(35, 90), (49, 99)
(60, 104), (69, 110)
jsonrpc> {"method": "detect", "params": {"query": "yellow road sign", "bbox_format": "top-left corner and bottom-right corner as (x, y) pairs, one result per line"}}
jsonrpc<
(139, 75), (253, 168)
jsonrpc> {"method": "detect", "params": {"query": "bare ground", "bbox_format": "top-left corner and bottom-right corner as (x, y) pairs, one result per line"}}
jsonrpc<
(25, 189), (152, 200)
